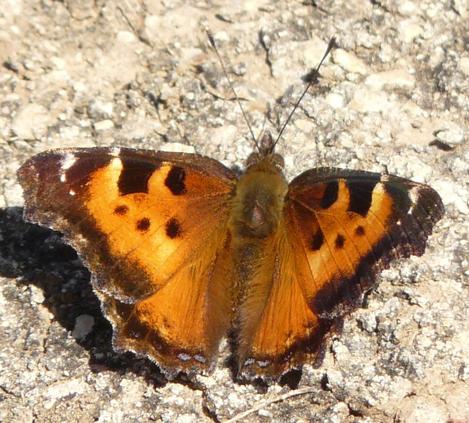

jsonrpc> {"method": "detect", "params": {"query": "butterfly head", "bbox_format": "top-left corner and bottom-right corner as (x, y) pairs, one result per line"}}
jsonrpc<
(246, 131), (284, 172)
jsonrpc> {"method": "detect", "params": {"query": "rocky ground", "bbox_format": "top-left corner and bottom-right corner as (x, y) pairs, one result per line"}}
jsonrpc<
(0, 0), (467, 422)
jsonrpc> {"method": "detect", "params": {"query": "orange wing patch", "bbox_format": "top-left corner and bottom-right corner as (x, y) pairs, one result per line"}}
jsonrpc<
(102, 228), (232, 372)
(85, 156), (233, 294)
(288, 179), (396, 300)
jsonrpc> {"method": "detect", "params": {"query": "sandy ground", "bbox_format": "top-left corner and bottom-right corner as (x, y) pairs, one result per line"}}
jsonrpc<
(0, 0), (467, 422)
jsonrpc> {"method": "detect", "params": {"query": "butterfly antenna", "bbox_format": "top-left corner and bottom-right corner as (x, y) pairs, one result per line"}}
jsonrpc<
(206, 30), (260, 151)
(273, 37), (337, 150)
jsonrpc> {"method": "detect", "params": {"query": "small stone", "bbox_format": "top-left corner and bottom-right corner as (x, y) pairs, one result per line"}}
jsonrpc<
(365, 69), (415, 90)
(176, 414), (197, 423)
(451, 0), (467, 17)
(11, 103), (52, 139)
(159, 83), (174, 101)
(460, 57), (469, 77)
(433, 179), (468, 215)
(29, 286), (45, 304)
(116, 31), (137, 44)
(333, 49), (369, 74)
(349, 87), (391, 113)
(398, 396), (448, 423)
(325, 369), (345, 390)
(45, 378), (86, 404)
(258, 409), (273, 418)
(88, 99), (114, 119)
(435, 124), (464, 145)
(232, 62), (247, 76)
(94, 119), (114, 131)
(211, 31), (230, 45)
(398, 2), (418, 16)
(358, 312), (378, 333)
(3, 181), (24, 207)
(398, 19), (424, 43)
(325, 92), (345, 109)
(72, 314), (95, 340)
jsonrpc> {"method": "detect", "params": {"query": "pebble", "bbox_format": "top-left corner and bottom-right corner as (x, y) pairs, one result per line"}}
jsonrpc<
(71, 314), (95, 340)
(398, 19), (424, 43)
(333, 49), (369, 75)
(94, 119), (114, 131)
(365, 69), (415, 90)
(159, 143), (196, 154)
(435, 123), (464, 145)
(460, 57), (469, 77)
(88, 99), (114, 119)
(11, 103), (52, 139)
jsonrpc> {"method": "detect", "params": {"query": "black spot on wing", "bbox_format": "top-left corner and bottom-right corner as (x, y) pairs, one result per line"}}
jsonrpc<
(346, 180), (377, 217)
(310, 228), (324, 251)
(165, 166), (187, 195)
(118, 158), (159, 195)
(335, 234), (345, 249)
(136, 218), (151, 232)
(355, 225), (365, 236)
(114, 205), (129, 215)
(166, 218), (182, 238)
(320, 181), (338, 209)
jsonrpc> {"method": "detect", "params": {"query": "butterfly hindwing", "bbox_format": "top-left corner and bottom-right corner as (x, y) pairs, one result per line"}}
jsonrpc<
(18, 147), (237, 374)
(236, 168), (443, 378)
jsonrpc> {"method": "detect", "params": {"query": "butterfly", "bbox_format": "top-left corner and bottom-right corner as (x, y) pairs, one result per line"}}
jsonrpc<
(17, 135), (444, 380)
(16, 38), (444, 381)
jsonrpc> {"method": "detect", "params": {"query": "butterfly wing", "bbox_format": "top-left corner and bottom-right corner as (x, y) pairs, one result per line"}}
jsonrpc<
(236, 168), (444, 378)
(18, 147), (237, 375)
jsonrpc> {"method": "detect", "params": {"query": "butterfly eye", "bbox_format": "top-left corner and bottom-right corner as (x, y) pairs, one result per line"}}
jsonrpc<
(246, 152), (260, 168)
(270, 153), (285, 170)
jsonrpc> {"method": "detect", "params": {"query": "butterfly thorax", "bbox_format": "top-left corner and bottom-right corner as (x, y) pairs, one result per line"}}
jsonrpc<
(229, 154), (288, 239)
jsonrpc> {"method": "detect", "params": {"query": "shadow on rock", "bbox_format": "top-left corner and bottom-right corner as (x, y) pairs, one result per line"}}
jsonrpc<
(0, 207), (167, 388)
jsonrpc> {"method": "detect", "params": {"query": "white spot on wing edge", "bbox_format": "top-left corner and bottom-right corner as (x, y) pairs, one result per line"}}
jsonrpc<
(111, 147), (121, 157)
(380, 173), (391, 182)
(408, 186), (420, 215)
(60, 153), (77, 182)
(194, 354), (206, 363)
(409, 186), (420, 205)
(177, 353), (191, 362)
(61, 153), (77, 170)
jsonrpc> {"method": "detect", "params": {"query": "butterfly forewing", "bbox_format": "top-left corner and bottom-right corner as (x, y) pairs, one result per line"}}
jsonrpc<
(287, 168), (444, 316)
(18, 147), (237, 374)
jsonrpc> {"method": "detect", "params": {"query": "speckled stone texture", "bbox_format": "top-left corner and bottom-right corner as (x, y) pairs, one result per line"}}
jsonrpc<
(0, 1), (467, 422)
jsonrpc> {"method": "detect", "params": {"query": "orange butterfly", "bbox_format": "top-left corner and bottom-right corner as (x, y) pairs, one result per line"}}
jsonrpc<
(17, 39), (444, 381)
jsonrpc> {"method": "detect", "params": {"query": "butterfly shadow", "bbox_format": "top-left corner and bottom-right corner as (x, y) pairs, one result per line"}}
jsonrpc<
(0, 207), (171, 388)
